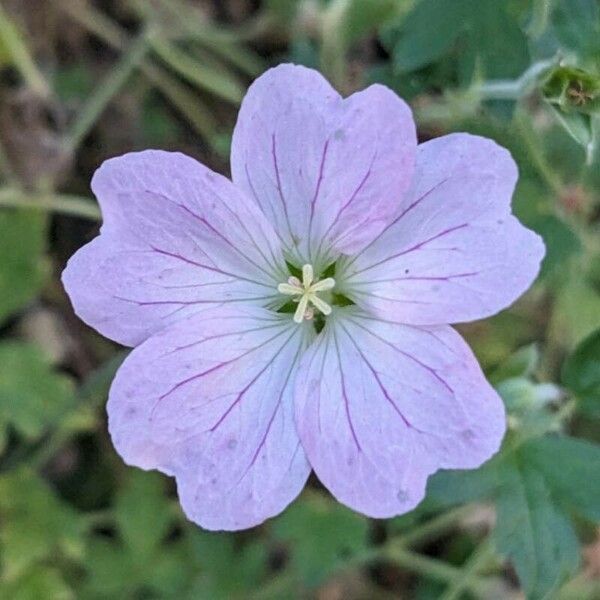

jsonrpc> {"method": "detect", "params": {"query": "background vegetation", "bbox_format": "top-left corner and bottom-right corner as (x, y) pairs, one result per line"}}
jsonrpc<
(0, 1), (599, 598)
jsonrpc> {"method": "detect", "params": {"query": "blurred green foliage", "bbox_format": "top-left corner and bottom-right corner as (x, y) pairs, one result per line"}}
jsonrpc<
(0, 0), (599, 598)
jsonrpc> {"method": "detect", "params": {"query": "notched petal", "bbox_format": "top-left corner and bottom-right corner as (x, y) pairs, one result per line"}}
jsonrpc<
(339, 133), (545, 325)
(294, 310), (505, 519)
(231, 64), (417, 266)
(63, 150), (286, 346)
(108, 306), (312, 530)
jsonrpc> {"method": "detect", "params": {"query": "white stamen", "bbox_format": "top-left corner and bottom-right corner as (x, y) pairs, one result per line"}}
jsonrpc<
(278, 263), (335, 322)
(302, 264), (314, 288)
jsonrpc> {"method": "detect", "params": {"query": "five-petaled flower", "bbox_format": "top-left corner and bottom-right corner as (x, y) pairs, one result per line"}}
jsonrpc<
(63, 64), (545, 530)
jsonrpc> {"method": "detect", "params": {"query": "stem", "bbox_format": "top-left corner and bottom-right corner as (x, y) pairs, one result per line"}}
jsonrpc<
(0, 4), (50, 98)
(439, 538), (495, 600)
(65, 30), (151, 152)
(396, 505), (472, 548)
(55, 0), (219, 143)
(320, 0), (350, 90)
(514, 108), (564, 196)
(0, 188), (101, 220)
(383, 545), (491, 595)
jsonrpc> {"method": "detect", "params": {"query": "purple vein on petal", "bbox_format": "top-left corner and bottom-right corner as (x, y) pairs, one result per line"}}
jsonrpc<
(236, 339), (304, 485)
(149, 325), (293, 419)
(176, 202), (279, 282)
(342, 177), (451, 271)
(346, 223), (469, 279)
(307, 139), (330, 260)
(348, 317), (454, 395)
(271, 134), (296, 246)
(333, 328), (362, 452)
(149, 246), (274, 289)
(209, 328), (300, 433)
(339, 322), (423, 433)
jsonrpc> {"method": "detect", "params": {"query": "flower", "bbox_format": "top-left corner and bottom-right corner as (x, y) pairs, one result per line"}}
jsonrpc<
(62, 64), (545, 531)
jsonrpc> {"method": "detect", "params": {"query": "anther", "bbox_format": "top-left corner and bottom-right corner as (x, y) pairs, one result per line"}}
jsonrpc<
(277, 263), (335, 323)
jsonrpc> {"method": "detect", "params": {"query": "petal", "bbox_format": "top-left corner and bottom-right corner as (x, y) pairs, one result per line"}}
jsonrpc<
(62, 151), (286, 346)
(294, 310), (505, 519)
(231, 64), (416, 267)
(108, 305), (313, 531)
(338, 134), (545, 325)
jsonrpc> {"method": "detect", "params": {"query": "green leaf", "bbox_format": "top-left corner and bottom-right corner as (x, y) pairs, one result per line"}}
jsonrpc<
(424, 455), (505, 510)
(0, 566), (74, 600)
(489, 344), (540, 385)
(494, 456), (580, 600)
(114, 470), (173, 565)
(530, 215), (581, 279)
(562, 328), (600, 416)
(390, 0), (529, 79)
(0, 210), (47, 325)
(551, 0), (600, 59)
(0, 469), (84, 579)
(550, 275), (600, 348)
(83, 539), (136, 597)
(344, 0), (400, 44)
(272, 492), (368, 585)
(187, 529), (266, 599)
(0, 342), (74, 450)
(151, 37), (243, 104)
(521, 435), (600, 521)
(391, 0), (468, 73)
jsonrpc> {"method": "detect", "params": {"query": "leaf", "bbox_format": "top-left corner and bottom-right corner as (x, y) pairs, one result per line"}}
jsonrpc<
(0, 342), (74, 450)
(83, 539), (135, 597)
(494, 455), (580, 600)
(187, 529), (266, 599)
(550, 276), (600, 348)
(489, 344), (540, 385)
(551, 0), (600, 59)
(426, 433), (592, 598)
(521, 435), (600, 522)
(390, 0), (529, 79)
(0, 566), (74, 600)
(0, 210), (47, 325)
(272, 492), (368, 586)
(114, 470), (173, 565)
(344, 0), (400, 44)
(151, 37), (243, 104)
(424, 454), (506, 510)
(562, 328), (600, 416)
(390, 0), (468, 73)
(85, 470), (192, 597)
(0, 469), (84, 579)
(530, 215), (581, 279)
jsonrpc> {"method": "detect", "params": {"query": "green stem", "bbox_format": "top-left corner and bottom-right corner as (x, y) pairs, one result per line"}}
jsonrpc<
(65, 30), (151, 151)
(439, 538), (495, 600)
(55, 1), (219, 143)
(320, 0), (350, 90)
(383, 545), (490, 594)
(514, 108), (564, 196)
(0, 188), (100, 220)
(396, 505), (472, 548)
(0, 4), (50, 98)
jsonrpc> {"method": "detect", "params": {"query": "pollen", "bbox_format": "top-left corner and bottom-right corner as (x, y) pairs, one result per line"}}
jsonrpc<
(277, 264), (335, 323)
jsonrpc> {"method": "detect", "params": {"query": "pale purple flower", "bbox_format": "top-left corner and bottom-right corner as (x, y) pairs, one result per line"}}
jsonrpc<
(62, 64), (544, 531)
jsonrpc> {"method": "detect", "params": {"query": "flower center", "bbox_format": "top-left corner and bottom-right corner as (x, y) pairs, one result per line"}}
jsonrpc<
(277, 264), (335, 323)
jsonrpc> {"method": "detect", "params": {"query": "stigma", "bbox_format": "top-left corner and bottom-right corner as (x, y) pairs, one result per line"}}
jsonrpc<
(277, 264), (335, 323)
